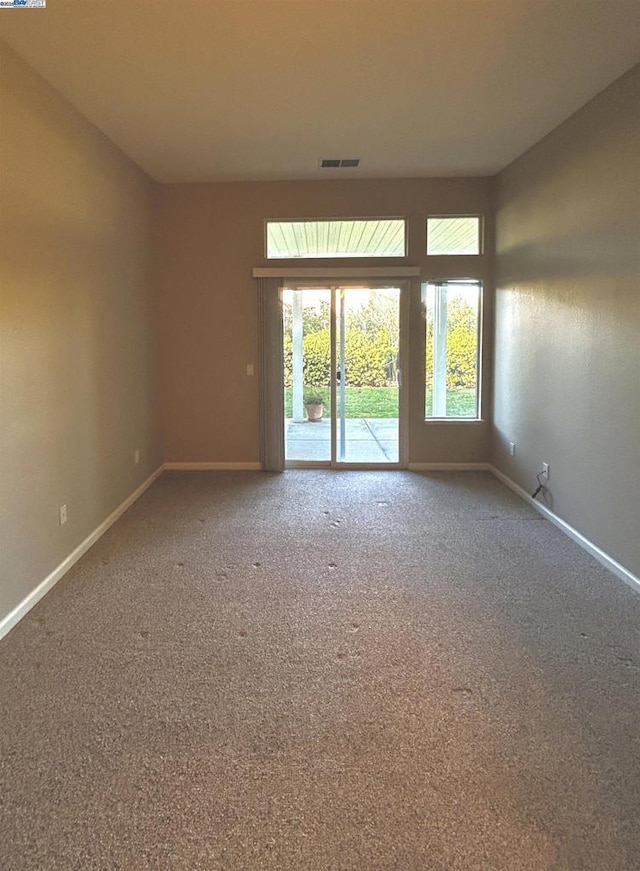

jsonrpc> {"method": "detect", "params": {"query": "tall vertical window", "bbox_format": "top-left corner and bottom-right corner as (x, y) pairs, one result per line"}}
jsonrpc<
(423, 280), (481, 419)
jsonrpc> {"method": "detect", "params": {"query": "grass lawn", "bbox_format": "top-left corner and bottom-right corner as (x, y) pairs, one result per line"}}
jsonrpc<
(285, 387), (477, 418)
(425, 388), (477, 418)
(285, 387), (397, 418)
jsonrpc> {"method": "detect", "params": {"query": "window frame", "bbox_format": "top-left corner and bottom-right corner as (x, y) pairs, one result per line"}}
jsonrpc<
(264, 217), (408, 260)
(422, 278), (484, 422)
(426, 214), (484, 257)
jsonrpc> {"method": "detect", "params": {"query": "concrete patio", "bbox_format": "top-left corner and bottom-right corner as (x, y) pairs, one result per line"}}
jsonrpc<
(285, 418), (399, 463)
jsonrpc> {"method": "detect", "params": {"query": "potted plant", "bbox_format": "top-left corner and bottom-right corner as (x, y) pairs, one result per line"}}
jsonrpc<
(304, 394), (324, 421)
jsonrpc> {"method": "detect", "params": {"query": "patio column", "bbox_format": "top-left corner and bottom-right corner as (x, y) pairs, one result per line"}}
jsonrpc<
(292, 291), (305, 421)
(432, 283), (448, 417)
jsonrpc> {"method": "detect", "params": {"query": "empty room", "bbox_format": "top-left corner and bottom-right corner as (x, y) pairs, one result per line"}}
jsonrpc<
(1, 1), (639, 869)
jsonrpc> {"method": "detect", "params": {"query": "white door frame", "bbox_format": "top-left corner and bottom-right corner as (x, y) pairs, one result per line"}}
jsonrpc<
(256, 268), (418, 470)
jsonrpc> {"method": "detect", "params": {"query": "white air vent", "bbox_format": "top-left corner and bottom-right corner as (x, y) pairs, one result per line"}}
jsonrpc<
(320, 158), (360, 168)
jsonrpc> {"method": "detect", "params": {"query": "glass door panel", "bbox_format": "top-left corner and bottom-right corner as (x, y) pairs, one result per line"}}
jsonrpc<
(335, 287), (400, 465)
(283, 287), (332, 463)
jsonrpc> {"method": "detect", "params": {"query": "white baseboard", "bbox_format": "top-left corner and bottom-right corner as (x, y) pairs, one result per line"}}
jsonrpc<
(489, 464), (640, 595)
(0, 465), (164, 642)
(408, 462), (491, 471)
(163, 462), (263, 471)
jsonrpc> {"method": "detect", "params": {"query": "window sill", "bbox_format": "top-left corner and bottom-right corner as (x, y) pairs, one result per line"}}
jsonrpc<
(423, 418), (486, 425)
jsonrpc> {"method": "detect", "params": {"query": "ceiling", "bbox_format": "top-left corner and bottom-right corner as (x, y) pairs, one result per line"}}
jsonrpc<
(1, 0), (639, 183)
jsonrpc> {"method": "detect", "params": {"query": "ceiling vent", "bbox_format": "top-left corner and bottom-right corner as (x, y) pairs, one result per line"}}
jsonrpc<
(320, 158), (360, 168)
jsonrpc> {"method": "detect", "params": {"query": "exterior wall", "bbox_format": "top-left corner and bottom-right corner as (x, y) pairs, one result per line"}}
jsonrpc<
(156, 177), (494, 464)
(492, 64), (640, 576)
(0, 42), (162, 622)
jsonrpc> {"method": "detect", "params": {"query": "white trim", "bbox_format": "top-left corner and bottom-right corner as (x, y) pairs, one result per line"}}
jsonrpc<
(252, 266), (420, 278)
(163, 462), (263, 471)
(0, 466), (164, 642)
(409, 462), (490, 471)
(489, 465), (640, 595)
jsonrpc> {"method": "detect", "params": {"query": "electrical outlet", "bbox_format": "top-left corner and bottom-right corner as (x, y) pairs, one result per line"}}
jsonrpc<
(509, 441), (516, 457)
(59, 504), (67, 526)
(134, 448), (140, 465)
(246, 363), (255, 376)
(541, 462), (550, 479)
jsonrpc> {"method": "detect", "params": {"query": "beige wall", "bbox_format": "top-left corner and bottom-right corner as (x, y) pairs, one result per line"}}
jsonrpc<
(492, 64), (640, 576)
(2, 36), (637, 630)
(157, 178), (493, 464)
(0, 42), (162, 622)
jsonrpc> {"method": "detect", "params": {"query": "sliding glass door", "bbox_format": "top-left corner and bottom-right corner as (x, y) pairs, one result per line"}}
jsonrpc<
(282, 283), (403, 467)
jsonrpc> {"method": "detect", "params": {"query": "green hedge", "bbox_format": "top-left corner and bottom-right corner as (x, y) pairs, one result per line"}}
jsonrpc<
(284, 299), (477, 392)
(284, 328), (395, 389)
(425, 301), (478, 390)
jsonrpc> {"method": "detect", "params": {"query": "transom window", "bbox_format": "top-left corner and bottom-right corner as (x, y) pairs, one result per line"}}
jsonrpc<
(423, 280), (482, 420)
(266, 219), (406, 259)
(427, 216), (482, 255)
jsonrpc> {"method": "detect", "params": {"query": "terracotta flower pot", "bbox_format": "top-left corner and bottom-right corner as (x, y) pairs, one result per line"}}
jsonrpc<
(305, 401), (323, 421)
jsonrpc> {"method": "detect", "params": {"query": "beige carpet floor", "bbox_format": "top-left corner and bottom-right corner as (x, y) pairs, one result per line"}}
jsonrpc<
(1, 471), (639, 870)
